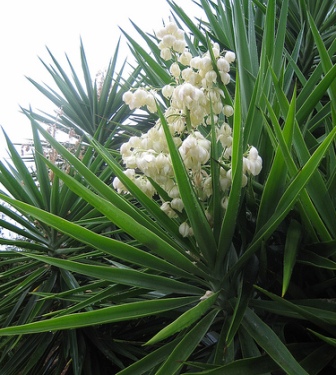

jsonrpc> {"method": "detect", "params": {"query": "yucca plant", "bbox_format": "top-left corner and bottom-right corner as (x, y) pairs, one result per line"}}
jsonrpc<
(0, 43), (146, 374)
(24, 39), (152, 147)
(1, 0), (336, 374)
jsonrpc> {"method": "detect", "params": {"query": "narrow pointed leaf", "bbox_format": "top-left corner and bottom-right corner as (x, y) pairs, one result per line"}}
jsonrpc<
(146, 292), (219, 345)
(227, 124), (336, 277)
(21, 253), (204, 295)
(282, 219), (302, 296)
(156, 310), (218, 375)
(0, 297), (198, 336)
(157, 105), (218, 267)
(216, 70), (243, 272)
(242, 307), (309, 375)
(0, 191), (200, 280)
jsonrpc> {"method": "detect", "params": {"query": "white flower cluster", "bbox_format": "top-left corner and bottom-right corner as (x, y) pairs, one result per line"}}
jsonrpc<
(115, 22), (262, 237)
(122, 88), (157, 113)
(156, 22), (186, 60)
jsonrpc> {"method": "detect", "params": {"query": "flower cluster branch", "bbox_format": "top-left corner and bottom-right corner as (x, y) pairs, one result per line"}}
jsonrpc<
(114, 22), (262, 237)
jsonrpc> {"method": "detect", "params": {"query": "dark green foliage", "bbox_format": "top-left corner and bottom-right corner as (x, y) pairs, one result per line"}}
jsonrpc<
(0, 0), (336, 373)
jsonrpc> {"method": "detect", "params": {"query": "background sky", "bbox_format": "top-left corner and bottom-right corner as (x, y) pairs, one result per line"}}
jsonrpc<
(0, 0), (203, 159)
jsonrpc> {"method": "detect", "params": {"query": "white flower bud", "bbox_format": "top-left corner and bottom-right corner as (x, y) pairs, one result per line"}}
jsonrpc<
(206, 115), (218, 125)
(112, 177), (124, 193)
(132, 88), (148, 108)
(160, 48), (172, 61)
(225, 51), (236, 63)
(171, 198), (184, 212)
(179, 222), (193, 237)
(200, 56), (212, 72)
(203, 176), (213, 197)
(217, 57), (230, 73)
(156, 28), (166, 39)
(174, 28), (185, 40)
(146, 94), (157, 113)
(205, 70), (217, 84)
(224, 146), (232, 159)
(212, 46), (220, 58)
(217, 123), (232, 148)
(200, 290), (214, 300)
(181, 67), (194, 82)
(179, 132), (211, 169)
(219, 71), (231, 85)
(171, 117), (185, 134)
(248, 146), (259, 160)
(134, 176), (156, 197)
(178, 51), (193, 66)
(221, 197), (229, 210)
(219, 168), (231, 191)
(124, 169), (136, 179)
(173, 39), (186, 54)
(246, 146), (263, 176)
(223, 105), (234, 117)
(212, 101), (223, 115)
(190, 56), (201, 69)
(167, 184), (180, 198)
(165, 22), (178, 35)
(122, 91), (133, 105)
(243, 157), (249, 173)
(170, 62), (181, 78)
(162, 84), (174, 98)
(161, 202), (178, 218)
(112, 169), (135, 194)
(162, 34), (176, 48)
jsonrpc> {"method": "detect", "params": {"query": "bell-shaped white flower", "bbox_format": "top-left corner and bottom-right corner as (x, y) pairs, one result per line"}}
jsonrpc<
(162, 84), (174, 98)
(122, 91), (133, 105)
(223, 105), (234, 117)
(112, 169), (136, 194)
(178, 51), (193, 66)
(225, 51), (236, 63)
(219, 168), (231, 191)
(171, 198), (184, 212)
(173, 39), (186, 54)
(179, 132), (211, 170)
(219, 71), (231, 85)
(217, 57), (230, 73)
(146, 94), (157, 113)
(217, 123), (233, 148)
(160, 47), (172, 61)
(165, 22), (179, 35)
(179, 222), (193, 237)
(170, 62), (181, 78)
(162, 34), (176, 48)
(134, 176), (156, 197)
(160, 202), (178, 218)
(245, 146), (263, 176)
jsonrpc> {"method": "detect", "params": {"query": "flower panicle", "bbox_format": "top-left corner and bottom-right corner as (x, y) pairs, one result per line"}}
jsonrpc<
(116, 22), (262, 238)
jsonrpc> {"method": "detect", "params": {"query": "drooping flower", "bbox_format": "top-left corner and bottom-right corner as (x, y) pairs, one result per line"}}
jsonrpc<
(225, 51), (236, 63)
(244, 146), (263, 176)
(179, 132), (211, 170)
(160, 202), (178, 218)
(170, 62), (181, 78)
(171, 198), (184, 212)
(179, 222), (193, 237)
(156, 21), (186, 59)
(223, 105), (234, 117)
(162, 84), (175, 99)
(112, 169), (136, 194)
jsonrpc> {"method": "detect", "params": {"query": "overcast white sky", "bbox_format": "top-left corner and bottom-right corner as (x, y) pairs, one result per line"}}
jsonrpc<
(0, 0), (203, 158)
